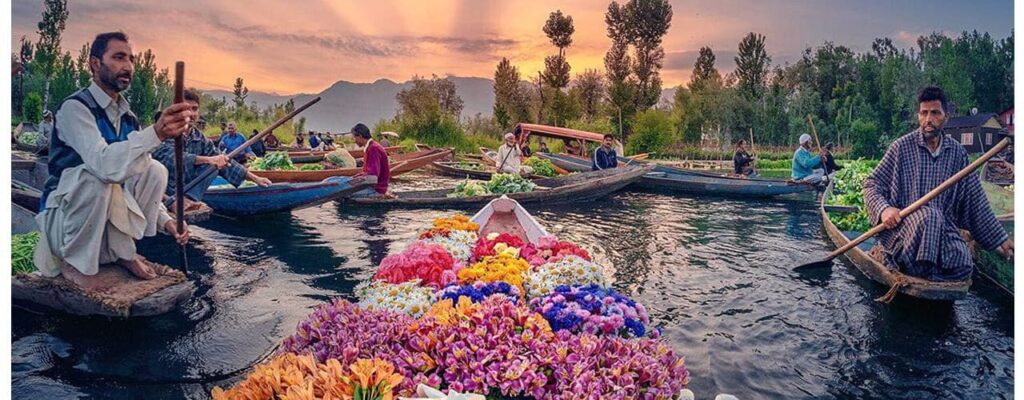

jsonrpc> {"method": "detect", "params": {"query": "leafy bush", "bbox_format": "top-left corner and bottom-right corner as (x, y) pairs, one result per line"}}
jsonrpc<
(626, 110), (673, 155)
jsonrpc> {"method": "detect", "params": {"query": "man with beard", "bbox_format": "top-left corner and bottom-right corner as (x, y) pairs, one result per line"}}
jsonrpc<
(153, 88), (270, 211)
(34, 32), (192, 286)
(864, 86), (1013, 281)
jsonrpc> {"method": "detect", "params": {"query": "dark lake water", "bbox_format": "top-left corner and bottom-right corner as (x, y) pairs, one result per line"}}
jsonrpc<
(11, 172), (1014, 399)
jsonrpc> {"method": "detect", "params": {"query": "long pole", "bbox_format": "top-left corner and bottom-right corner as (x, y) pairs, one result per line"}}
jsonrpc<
(162, 96), (321, 207)
(748, 127), (757, 169)
(796, 137), (1013, 270)
(172, 62), (188, 273)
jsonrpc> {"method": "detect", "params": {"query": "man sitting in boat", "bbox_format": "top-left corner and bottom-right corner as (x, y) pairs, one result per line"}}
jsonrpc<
(538, 141), (550, 153)
(264, 130), (280, 148)
(733, 139), (756, 177)
(791, 134), (824, 184)
(863, 86), (1013, 281)
(497, 132), (534, 176)
(821, 142), (843, 177)
(592, 134), (619, 171)
(153, 88), (271, 211)
(34, 31), (192, 285)
(219, 122), (255, 164)
(351, 123), (394, 198)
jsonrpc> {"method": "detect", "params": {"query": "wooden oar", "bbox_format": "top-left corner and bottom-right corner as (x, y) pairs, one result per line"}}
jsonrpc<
(163, 96), (321, 207)
(795, 136), (1013, 270)
(806, 115), (828, 174)
(749, 127), (758, 170)
(172, 62), (188, 273)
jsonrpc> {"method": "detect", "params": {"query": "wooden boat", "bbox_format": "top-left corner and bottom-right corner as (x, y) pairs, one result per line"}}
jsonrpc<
(11, 206), (195, 317)
(819, 183), (970, 301)
(254, 148), (453, 182)
(971, 181), (1014, 293)
(287, 146), (402, 163)
(431, 161), (499, 181)
(14, 141), (48, 155)
(539, 152), (816, 197)
(203, 176), (374, 216)
(347, 164), (653, 207)
(469, 196), (551, 245)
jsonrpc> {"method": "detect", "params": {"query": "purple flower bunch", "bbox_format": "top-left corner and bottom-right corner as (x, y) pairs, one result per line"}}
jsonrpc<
(435, 281), (521, 304)
(544, 330), (690, 399)
(530, 284), (655, 338)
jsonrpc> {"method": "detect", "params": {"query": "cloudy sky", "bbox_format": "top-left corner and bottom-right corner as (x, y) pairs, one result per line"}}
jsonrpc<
(11, 0), (1013, 94)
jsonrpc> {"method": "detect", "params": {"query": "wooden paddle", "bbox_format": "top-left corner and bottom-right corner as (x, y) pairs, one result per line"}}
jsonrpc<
(795, 136), (1013, 271)
(172, 62), (188, 273)
(749, 127), (758, 170)
(163, 96), (321, 207)
(807, 114), (830, 175)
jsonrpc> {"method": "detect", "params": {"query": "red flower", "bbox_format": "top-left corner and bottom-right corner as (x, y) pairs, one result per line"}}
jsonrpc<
(374, 241), (457, 288)
(471, 233), (526, 262)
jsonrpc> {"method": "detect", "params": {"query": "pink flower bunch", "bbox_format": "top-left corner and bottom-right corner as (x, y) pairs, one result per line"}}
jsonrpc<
(375, 241), (459, 288)
(520, 235), (593, 266)
(470, 232), (526, 261)
(544, 330), (690, 399)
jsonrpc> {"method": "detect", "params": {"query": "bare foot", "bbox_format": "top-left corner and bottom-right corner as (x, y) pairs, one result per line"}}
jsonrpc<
(117, 256), (158, 280)
(168, 198), (202, 214)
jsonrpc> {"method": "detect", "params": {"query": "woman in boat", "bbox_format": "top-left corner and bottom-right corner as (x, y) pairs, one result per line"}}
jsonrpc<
(733, 139), (757, 178)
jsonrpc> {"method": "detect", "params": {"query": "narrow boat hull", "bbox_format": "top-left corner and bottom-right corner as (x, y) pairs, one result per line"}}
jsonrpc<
(204, 176), (372, 215)
(254, 149), (452, 182)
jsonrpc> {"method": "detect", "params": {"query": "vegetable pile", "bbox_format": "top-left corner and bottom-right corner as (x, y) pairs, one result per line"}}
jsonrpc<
(524, 156), (558, 177)
(12, 232), (40, 274)
(447, 173), (536, 198)
(249, 151), (295, 171)
(214, 213), (691, 399)
(825, 160), (874, 232)
(299, 163), (324, 171)
(17, 131), (42, 146)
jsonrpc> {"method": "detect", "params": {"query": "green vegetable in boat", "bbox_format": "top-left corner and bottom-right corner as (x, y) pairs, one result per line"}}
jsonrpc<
(524, 157), (558, 177)
(300, 164), (325, 171)
(486, 173), (535, 194)
(12, 232), (40, 274)
(251, 152), (296, 171)
(826, 160), (875, 232)
(448, 180), (491, 198)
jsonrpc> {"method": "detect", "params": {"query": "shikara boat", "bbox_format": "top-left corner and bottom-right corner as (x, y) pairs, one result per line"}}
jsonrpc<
(820, 183), (970, 301)
(539, 152), (816, 197)
(469, 196), (551, 245)
(431, 161), (500, 181)
(12, 178), (212, 224)
(203, 176), (374, 216)
(11, 206), (195, 317)
(288, 146), (402, 163)
(14, 141), (48, 155)
(254, 148), (452, 183)
(346, 164), (652, 207)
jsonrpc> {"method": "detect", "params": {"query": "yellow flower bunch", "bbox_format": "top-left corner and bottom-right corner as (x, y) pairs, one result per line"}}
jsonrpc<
(492, 242), (520, 258)
(432, 214), (479, 232)
(457, 253), (530, 292)
(422, 296), (479, 325)
(211, 353), (403, 400)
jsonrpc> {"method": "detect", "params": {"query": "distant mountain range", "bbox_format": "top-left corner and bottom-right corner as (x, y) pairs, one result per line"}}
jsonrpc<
(206, 76), (677, 132)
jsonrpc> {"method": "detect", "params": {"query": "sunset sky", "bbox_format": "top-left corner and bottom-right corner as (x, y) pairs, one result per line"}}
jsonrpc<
(11, 0), (1014, 95)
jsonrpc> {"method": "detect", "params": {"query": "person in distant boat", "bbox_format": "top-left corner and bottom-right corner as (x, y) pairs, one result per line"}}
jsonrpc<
(497, 132), (533, 176)
(821, 142), (843, 176)
(295, 132), (306, 149)
(351, 123), (393, 198)
(592, 134), (618, 171)
(211, 121), (226, 146)
(264, 130), (280, 148)
(38, 110), (54, 147)
(791, 134), (824, 183)
(309, 131), (322, 150)
(250, 128), (266, 157)
(153, 89), (270, 212)
(521, 138), (533, 158)
(564, 139), (585, 157)
(733, 139), (756, 177)
(34, 31), (191, 286)
(322, 131), (335, 150)
(379, 134), (391, 147)
(864, 86), (1012, 282)
(218, 122), (254, 164)
(613, 137), (625, 156)
(538, 141), (550, 153)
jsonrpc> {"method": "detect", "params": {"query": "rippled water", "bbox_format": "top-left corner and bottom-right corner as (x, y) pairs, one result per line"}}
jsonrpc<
(11, 172), (1014, 399)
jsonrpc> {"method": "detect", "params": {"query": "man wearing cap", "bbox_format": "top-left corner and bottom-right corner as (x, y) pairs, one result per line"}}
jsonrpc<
(497, 132), (533, 176)
(351, 123), (392, 198)
(864, 86), (1012, 281)
(153, 88), (270, 211)
(39, 110), (55, 147)
(791, 133), (823, 183)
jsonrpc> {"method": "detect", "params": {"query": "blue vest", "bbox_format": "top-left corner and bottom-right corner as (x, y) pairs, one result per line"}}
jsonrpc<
(41, 89), (140, 210)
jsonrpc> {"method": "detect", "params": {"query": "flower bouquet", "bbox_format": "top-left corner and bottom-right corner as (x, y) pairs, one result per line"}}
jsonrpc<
(356, 280), (436, 317)
(523, 255), (606, 298)
(530, 284), (654, 338)
(375, 241), (459, 288)
(457, 252), (530, 292)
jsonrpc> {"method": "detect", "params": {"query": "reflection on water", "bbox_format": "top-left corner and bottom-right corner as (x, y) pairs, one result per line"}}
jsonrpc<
(11, 173), (1014, 399)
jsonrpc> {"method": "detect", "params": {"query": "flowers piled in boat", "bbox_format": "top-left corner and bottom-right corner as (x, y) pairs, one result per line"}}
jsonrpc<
(374, 241), (458, 288)
(457, 252), (530, 292)
(471, 232), (526, 261)
(419, 230), (477, 263)
(530, 284), (654, 339)
(436, 281), (521, 304)
(210, 353), (403, 400)
(523, 255), (606, 298)
(355, 280), (435, 317)
(219, 211), (691, 399)
(520, 234), (592, 266)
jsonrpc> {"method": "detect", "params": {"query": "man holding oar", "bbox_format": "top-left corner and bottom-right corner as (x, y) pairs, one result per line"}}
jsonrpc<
(864, 86), (1012, 281)
(153, 88), (271, 211)
(34, 32), (192, 286)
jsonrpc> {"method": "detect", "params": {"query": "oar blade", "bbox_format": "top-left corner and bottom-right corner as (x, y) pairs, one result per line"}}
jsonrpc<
(793, 258), (834, 271)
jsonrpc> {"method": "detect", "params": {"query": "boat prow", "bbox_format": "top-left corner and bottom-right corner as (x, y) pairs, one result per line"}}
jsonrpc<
(470, 196), (550, 245)
(819, 182), (969, 301)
